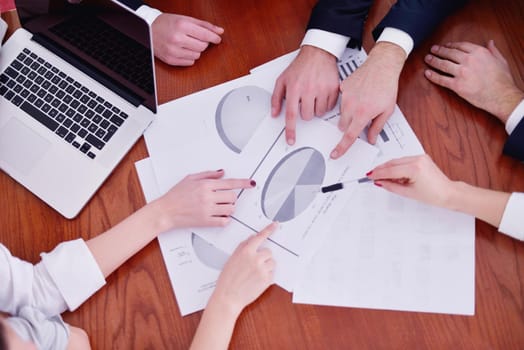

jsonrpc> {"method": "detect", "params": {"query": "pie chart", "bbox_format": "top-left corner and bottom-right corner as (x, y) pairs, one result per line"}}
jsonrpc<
(261, 147), (326, 222)
(215, 85), (271, 153)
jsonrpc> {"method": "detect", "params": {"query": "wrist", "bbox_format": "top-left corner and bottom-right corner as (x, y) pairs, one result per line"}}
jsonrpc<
(368, 41), (407, 73)
(445, 181), (470, 212)
(207, 289), (243, 321)
(147, 197), (176, 234)
(300, 45), (337, 64)
(496, 88), (524, 123)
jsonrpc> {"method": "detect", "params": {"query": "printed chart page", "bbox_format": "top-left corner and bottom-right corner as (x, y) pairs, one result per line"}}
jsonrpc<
(255, 48), (475, 315)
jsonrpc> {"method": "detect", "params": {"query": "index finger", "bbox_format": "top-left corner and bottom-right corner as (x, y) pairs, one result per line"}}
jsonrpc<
(368, 163), (414, 182)
(248, 222), (278, 249)
(284, 90), (300, 145)
(330, 119), (366, 159)
(212, 178), (256, 191)
(444, 41), (478, 53)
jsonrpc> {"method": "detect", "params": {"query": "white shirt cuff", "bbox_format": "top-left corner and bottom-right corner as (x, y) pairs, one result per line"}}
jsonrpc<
(301, 29), (350, 60)
(136, 5), (163, 26)
(376, 27), (414, 57)
(41, 239), (106, 312)
(505, 99), (524, 135)
(499, 192), (524, 241)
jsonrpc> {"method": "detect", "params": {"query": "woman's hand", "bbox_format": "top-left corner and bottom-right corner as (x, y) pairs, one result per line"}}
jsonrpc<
(368, 155), (455, 208)
(154, 169), (255, 231)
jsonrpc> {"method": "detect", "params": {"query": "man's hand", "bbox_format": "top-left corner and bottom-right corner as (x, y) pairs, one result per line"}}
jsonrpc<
(152, 13), (224, 66)
(271, 45), (340, 145)
(424, 40), (524, 123)
(331, 42), (406, 159)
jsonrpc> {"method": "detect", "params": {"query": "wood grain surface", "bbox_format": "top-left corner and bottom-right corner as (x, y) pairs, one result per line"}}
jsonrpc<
(1, 0), (523, 349)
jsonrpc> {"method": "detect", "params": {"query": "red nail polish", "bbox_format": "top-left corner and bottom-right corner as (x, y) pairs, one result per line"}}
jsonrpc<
(250, 180), (256, 187)
(374, 182), (382, 187)
(366, 171), (373, 176)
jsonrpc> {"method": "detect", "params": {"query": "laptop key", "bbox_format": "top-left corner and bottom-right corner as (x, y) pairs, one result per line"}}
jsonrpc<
(87, 152), (96, 159)
(21, 102), (59, 131)
(12, 95), (23, 106)
(72, 141), (81, 148)
(5, 90), (15, 101)
(110, 115), (124, 126)
(86, 134), (105, 150)
(65, 132), (76, 143)
(80, 143), (91, 154)
(5, 67), (18, 79)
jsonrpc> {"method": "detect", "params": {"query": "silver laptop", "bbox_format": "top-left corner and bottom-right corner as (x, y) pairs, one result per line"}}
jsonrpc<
(0, 0), (157, 218)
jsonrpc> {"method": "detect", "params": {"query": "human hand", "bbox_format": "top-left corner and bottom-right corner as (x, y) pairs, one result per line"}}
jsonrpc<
(271, 45), (340, 145)
(424, 40), (524, 123)
(154, 169), (254, 231)
(151, 13), (224, 66)
(367, 154), (455, 208)
(210, 222), (276, 316)
(331, 42), (406, 159)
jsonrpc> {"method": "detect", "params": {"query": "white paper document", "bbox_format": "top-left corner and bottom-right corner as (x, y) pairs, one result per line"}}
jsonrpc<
(253, 48), (475, 315)
(135, 158), (227, 316)
(143, 72), (379, 290)
(139, 46), (475, 316)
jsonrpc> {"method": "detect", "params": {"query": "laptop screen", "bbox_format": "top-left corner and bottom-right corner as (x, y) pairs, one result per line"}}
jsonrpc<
(15, 0), (156, 113)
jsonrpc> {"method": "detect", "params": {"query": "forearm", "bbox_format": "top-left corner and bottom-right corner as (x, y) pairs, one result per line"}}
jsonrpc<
(189, 294), (240, 350)
(447, 182), (511, 228)
(86, 199), (167, 278)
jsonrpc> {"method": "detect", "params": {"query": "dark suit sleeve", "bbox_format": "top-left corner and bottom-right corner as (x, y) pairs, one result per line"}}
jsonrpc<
(372, 0), (467, 49)
(116, 0), (143, 11)
(504, 117), (524, 161)
(307, 0), (374, 48)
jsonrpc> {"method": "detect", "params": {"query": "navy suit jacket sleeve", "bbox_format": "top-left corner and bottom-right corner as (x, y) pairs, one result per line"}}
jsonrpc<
(307, 0), (374, 48)
(504, 117), (524, 161)
(372, 0), (467, 49)
(116, 0), (143, 11)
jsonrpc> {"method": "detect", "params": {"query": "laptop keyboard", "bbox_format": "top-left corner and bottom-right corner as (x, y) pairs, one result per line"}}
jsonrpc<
(0, 48), (128, 160)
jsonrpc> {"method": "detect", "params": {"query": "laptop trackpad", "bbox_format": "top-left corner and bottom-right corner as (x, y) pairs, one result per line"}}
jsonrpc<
(0, 118), (51, 175)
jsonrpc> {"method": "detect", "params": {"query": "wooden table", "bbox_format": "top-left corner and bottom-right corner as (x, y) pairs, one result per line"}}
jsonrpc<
(2, 0), (524, 348)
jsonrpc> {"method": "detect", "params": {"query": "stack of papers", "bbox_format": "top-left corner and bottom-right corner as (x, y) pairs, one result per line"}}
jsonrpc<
(135, 48), (475, 316)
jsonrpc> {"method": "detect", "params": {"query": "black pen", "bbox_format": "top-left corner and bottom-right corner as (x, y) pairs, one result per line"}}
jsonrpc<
(321, 177), (372, 193)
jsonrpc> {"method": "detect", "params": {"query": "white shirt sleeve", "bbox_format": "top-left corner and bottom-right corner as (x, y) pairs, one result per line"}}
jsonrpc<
(0, 239), (105, 318)
(41, 239), (106, 312)
(376, 27), (414, 57)
(135, 5), (163, 26)
(301, 29), (350, 60)
(505, 99), (524, 135)
(499, 192), (524, 240)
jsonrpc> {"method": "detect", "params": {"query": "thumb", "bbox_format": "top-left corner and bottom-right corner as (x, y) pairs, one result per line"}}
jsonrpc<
(487, 40), (507, 65)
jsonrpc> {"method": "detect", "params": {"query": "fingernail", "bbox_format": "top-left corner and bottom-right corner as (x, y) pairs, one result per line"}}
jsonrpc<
(330, 150), (339, 159)
(366, 171), (373, 176)
(425, 54), (433, 61)
(431, 45), (439, 53)
(216, 169), (223, 172)
(287, 138), (295, 145)
(424, 70), (432, 77)
(374, 182), (382, 187)
(250, 180), (256, 187)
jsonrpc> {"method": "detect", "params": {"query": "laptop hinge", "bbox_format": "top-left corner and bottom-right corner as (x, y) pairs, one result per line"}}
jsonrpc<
(32, 33), (143, 107)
